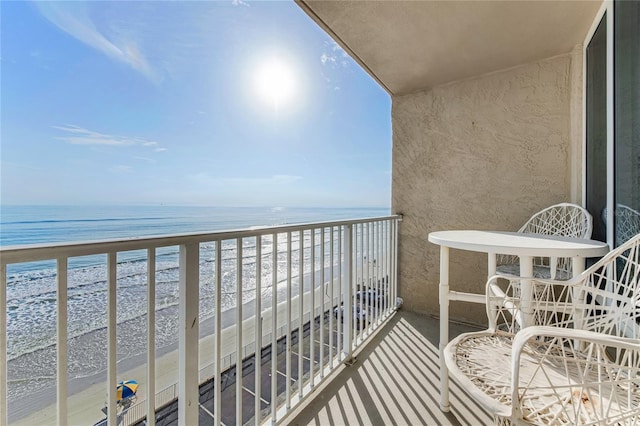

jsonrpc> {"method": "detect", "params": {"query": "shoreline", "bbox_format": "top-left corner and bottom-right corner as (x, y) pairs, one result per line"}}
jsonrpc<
(11, 267), (342, 425)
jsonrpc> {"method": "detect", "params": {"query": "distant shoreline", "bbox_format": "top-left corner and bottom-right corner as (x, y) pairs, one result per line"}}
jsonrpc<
(9, 265), (340, 423)
(9, 299), (243, 423)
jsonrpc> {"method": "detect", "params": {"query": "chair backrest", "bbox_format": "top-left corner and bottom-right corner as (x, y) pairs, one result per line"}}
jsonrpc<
(497, 203), (594, 273)
(576, 232), (640, 339)
(614, 204), (640, 246)
(519, 202), (593, 239)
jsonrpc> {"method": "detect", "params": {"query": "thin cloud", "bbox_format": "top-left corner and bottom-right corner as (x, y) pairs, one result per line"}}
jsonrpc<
(320, 53), (336, 66)
(320, 40), (350, 68)
(53, 125), (166, 151)
(321, 72), (340, 92)
(320, 41), (350, 91)
(34, 2), (158, 82)
(231, 0), (250, 7)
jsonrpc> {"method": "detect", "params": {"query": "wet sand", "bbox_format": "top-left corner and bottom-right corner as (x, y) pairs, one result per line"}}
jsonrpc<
(13, 275), (339, 425)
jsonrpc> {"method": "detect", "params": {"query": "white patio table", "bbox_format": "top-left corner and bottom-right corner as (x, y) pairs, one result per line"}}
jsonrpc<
(427, 230), (609, 412)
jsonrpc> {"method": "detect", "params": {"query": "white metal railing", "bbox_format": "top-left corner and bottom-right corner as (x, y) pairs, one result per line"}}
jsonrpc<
(0, 215), (401, 426)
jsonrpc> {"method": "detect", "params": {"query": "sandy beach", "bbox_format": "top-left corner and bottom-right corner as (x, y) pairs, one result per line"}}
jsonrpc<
(13, 276), (340, 426)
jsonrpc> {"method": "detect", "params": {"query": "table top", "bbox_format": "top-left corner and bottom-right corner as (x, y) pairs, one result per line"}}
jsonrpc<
(428, 230), (610, 257)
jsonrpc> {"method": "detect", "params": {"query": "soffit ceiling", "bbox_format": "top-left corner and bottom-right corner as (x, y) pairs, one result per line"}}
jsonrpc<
(297, 0), (603, 96)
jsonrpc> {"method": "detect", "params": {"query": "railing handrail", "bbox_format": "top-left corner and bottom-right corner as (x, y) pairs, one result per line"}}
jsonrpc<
(0, 214), (400, 264)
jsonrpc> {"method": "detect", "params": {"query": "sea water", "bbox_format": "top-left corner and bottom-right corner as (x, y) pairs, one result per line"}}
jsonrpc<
(1, 205), (387, 402)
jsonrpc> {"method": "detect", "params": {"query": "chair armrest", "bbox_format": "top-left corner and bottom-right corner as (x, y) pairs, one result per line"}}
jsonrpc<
(486, 274), (522, 331)
(509, 326), (640, 423)
(512, 326), (640, 357)
(485, 274), (587, 333)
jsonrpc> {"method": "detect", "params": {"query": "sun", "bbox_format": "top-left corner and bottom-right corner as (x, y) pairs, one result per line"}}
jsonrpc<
(253, 57), (297, 109)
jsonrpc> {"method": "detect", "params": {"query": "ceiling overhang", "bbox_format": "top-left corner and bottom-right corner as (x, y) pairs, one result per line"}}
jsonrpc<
(297, 0), (603, 96)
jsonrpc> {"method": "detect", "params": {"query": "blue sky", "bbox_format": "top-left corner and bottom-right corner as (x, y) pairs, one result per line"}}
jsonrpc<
(1, 1), (391, 208)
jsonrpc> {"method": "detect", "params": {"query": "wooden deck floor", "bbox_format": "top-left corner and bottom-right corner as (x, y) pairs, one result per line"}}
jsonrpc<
(287, 310), (493, 426)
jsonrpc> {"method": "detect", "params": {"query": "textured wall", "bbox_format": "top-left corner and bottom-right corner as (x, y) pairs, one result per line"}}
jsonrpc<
(392, 54), (579, 323)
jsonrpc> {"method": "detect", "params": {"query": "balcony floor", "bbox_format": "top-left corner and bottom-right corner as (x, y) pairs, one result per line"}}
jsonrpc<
(287, 310), (493, 425)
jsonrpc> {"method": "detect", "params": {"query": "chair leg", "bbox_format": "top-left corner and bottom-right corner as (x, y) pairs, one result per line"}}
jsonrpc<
(494, 415), (512, 425)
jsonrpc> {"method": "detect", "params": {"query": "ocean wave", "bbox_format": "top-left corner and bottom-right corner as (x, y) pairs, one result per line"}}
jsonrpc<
(7, 298), (180, 363)
(6, 235), (303, 283)
(6, 246), (328, 393)
(5, 259), (305, 363)
(6, 275), (327, 404)
(6, 304), (184, 400)
(6, 238), (309, 295)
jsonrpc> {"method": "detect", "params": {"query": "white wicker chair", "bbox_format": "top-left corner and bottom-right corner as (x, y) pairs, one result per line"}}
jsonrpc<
(445, 233), (640, 425)
(497, 203), (593, 280)
(615, 205), (640, 247)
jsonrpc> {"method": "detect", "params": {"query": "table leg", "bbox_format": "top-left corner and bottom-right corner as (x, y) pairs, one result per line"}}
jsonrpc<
(485, 253), (498, 322)
(572, 256), (586, 276)
(572, 257), (587, 339)
(439, 246), (450, 412)
(488, 253), (496, 276)
(519, 255), (533, 328)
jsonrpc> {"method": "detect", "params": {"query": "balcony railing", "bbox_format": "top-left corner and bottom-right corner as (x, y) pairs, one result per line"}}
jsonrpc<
(0, 215), (401, 425)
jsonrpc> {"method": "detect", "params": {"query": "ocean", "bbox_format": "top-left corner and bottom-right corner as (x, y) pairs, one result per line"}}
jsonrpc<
(1, 205), (388, 403)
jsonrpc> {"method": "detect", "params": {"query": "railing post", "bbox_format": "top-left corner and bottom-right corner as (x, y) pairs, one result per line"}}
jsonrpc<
(107, 253), (117, 426)
(254, 236), (262, 426)
(214, 242), (222, 426)
(364, 223), (370, 330)
(337, 227), (342, 358)
(393, 218), (399, 310)
(328, 226), (334, 368)
(298, 229), (304, 399)
(271, 233), (278, 423)
(57, 258), (68, 426)
(309, 229), (315, 387)
(1, 262), (6, 426)
(146, 248), (156, 426)
(286, 231), (292, 408)
(179, 242), (199, 426)
(319, 227), (325, 378)
(342, 224), (354, 363)
(236, 238), (244, 426)
(297, 230), (305, 399)
(358, 224), (364, 338)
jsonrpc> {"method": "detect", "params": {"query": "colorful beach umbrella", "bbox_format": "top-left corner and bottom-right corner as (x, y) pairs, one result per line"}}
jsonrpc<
(116, 380), (139, 402)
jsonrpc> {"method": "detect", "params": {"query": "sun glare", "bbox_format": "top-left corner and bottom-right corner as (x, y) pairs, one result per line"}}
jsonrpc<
(254, 57), (297, 109)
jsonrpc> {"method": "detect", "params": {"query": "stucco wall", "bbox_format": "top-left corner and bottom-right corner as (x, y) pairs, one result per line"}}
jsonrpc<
(392, 53), (581, 323)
